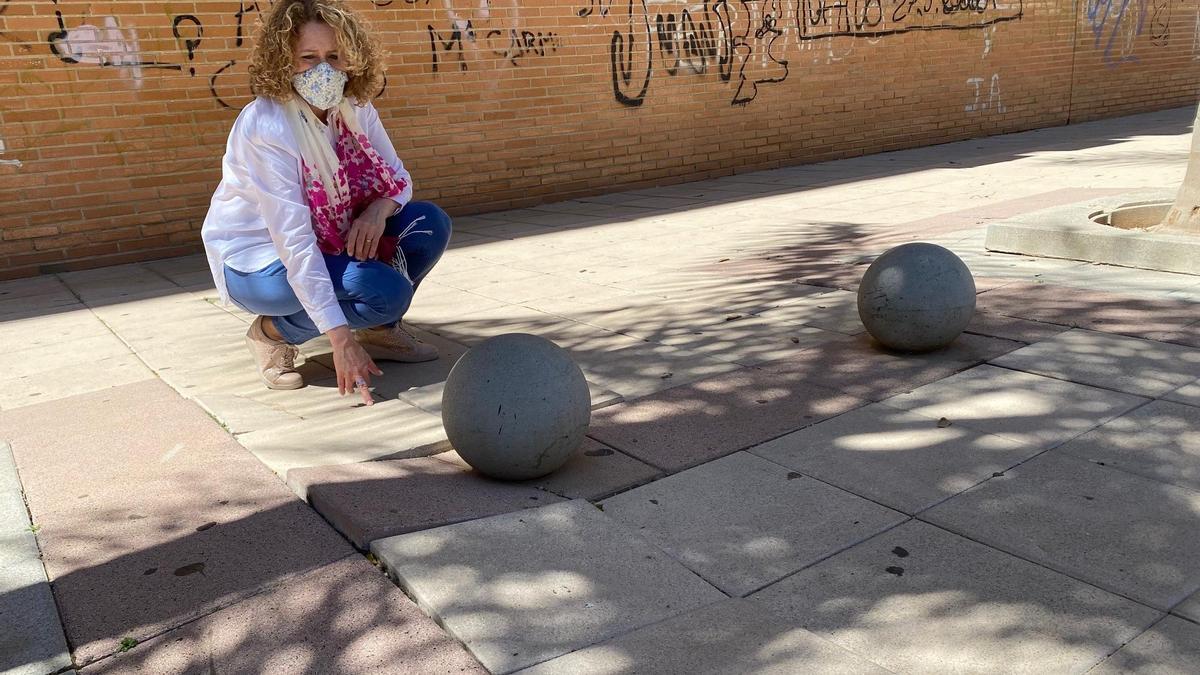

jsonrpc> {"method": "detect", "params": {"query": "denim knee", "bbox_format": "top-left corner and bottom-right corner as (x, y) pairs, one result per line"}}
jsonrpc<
(386, 201), (452, 241)
(346, 262), (413, 325)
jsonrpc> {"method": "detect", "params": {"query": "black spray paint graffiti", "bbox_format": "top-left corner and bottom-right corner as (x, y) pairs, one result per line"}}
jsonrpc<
(428, 0), (559, 72)
(797, 0), (1021, 39)
(172, 16), (203, 77)
(601, 0), (1022, 107)
(1086, 0), (1171, 66)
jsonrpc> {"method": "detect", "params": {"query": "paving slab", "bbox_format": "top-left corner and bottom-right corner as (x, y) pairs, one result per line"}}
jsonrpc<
(0, 353), (155, 411)
(923, 452), (1200, 610)
(286, 456), (567, 549)
(371, 500), (726, 674)
(654, 318), (846, 367)
(397, 378), (623, 416)
(80, 555), (484, 675)
(435, 437), (660, 501)
(765, 333), (1023, 402)
(588, 368), (864, 473)
(749, 520), (1160, 674)
(569, 339), (743, 401)
(598, 452), (905, 596)
(0, 308), (114, 351)
(975, 282), (1199, 341)
(1055, 399), (1200, 494)
(1174, 589), (1200, 623)
(516, 598), (889, 675)
(0, 442), (73, 675)
(1, 546), (75, 675)
(963, 311), (1072, 345)
(0, 379), (354, 665)
(990, 329), (1200, 397)
(1090, 615), (1200, 675)
(749, 404), (1039, 514)
(881, 364), (1148, 449)
(236, 397), (450, 476)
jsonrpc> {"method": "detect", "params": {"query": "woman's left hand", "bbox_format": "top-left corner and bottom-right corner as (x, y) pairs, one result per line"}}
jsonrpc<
(346, 198), (398, 260)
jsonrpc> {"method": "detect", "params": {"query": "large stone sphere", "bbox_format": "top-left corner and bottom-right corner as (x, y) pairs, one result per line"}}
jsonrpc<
(441, 333), (590, 480)
(857, 243), (976, 352)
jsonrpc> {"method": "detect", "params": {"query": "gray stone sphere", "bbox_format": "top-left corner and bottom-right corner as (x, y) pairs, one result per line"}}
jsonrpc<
(441, 333), (590, 480)
(857, 243), (976, 352)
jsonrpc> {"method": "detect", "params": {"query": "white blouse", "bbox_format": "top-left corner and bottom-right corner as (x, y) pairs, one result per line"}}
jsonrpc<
(201, 97), (413, 334)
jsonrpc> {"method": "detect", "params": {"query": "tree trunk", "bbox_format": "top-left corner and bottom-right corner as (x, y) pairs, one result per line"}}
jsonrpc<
(1153, 102), (1200, 234)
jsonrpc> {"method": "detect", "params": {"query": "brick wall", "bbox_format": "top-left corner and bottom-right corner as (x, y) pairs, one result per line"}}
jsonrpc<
(1, 0), (1198, 279)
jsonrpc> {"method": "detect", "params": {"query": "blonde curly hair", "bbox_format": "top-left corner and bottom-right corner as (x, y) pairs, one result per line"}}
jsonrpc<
(248, 0), (385, 103)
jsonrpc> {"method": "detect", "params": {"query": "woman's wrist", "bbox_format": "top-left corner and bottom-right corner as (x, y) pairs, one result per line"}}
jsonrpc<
(327, 324), (353, 347)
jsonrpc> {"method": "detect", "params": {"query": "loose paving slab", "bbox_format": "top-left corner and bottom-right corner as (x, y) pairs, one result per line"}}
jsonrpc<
(1090, 615), (1200, 674)
(588, 368), (864, 473)
(435, 437), (660, 501)
(286, 456), (567, 549)
(516, 598), (890, 675)
(80, 555), (485, 675)
(0, 380), (354, 665)
(923, 452), (1200, 610)
(749, 404), (1038, 514)
(0, 442), (73, 675)
(749, 520), (1160, 673)
(990, 329), (1200, 397)
(881, 364), (1148, 449)
(1055, 399), (1200, 493)
(396, 378), (623, 416)
(371, 500), (726, 674)
(236, 397), (450, 476)
(598, 452), (905, 596)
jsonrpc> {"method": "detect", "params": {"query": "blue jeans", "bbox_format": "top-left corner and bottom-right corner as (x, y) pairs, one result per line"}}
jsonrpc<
(225, 201), (451, 345)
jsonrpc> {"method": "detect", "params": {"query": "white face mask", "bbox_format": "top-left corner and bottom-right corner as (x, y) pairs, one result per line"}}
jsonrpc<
(292, 61), (348, 111)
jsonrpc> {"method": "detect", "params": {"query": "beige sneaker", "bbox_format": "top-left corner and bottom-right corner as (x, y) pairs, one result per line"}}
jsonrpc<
(355, 323), (439, 363)
(245, 316), (303, 390)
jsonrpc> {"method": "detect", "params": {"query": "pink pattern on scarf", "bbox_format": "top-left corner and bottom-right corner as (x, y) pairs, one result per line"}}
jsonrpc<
(301, 114), (407, 255)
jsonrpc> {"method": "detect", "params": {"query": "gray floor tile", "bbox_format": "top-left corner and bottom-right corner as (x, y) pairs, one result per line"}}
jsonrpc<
(1056, 399), (1200, 493)
(882, 364), (1147, 448)
(435, 437), (661, 501)
(923, 453), (1200, 610)
(516, 598), (889, 675)
(1090, 615), (1200, 674)
(990, 329), (1200, 397)
(599, 453), (905, 596)
(750, 404), (1038, 514)
(371, 500), (725, 674)
(0, 443), (72, 675)
(1171, 588), (1199, 623)
(750, 521), (1159, 673)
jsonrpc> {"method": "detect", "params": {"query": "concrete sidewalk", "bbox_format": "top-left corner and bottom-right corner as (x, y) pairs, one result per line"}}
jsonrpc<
(3, 106), (1200, 672)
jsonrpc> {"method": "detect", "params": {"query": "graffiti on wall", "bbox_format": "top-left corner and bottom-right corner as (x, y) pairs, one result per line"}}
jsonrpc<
(596, 0), (1023, 106)
(1086, 0), (1172, 66)
(46, 0), (184, 88)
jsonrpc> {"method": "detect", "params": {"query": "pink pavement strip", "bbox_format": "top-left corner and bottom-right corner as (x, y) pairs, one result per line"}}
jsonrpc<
(79, 556), (484, 675)
(0, 379), (356, 665)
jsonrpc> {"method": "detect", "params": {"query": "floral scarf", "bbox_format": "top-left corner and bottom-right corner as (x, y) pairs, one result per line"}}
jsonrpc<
(283, 98), (406, 255)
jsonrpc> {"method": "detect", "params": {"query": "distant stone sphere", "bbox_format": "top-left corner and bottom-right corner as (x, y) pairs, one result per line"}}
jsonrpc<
(441, 333), (590, 480)
(857, 243), (976, 352)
